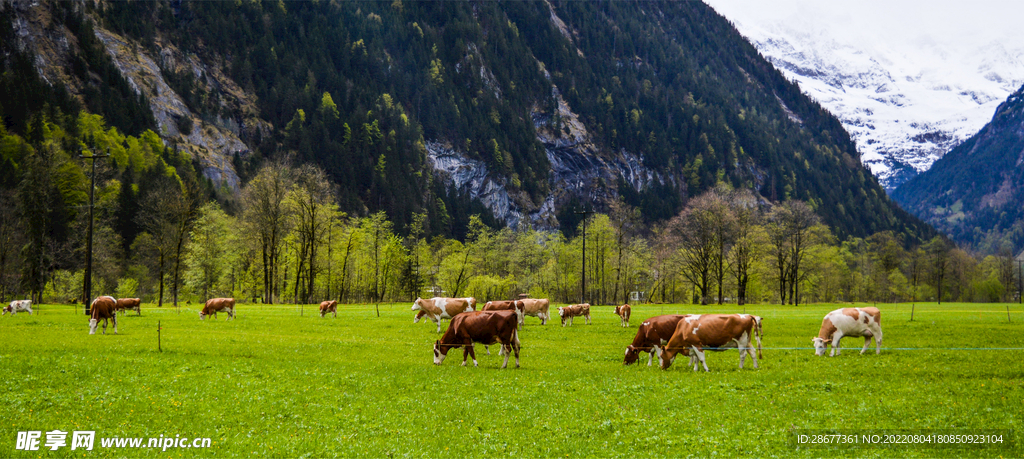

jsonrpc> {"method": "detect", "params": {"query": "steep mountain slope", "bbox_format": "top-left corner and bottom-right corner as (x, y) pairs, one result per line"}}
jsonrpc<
(705, 0), (1024, 190)
(7, 0), (932, 241)
(892, 84), (1024, 252)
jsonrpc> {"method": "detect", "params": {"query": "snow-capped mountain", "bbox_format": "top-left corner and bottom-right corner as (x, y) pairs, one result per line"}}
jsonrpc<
(704, 0), (1024, 189)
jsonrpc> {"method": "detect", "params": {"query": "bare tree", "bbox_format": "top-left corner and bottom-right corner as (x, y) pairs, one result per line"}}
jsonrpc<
(924, 236), (949, 303)
(672, 193), (723, 305)
(137, 179), (183, 307)
(288, 164), (333, 304)
(728, 189), (763, 306)
(241, 164), (292, 304)
(168, 177), (202, 309)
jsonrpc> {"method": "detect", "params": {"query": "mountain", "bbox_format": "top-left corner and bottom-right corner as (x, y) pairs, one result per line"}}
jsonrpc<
(704, 0), (1024, 190)
(892, 84), (1024, 253)
(3, 0), (932, 241)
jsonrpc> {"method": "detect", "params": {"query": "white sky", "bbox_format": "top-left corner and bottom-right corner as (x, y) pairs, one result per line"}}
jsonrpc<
(703, 0), (1024, 51)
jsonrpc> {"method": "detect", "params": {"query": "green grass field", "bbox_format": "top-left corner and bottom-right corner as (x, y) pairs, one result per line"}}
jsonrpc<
(1, 301), (1022, 458)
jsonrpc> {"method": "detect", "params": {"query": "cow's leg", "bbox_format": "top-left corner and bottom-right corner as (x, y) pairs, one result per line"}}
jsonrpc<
(434, 316), (442, 333)
(485, 344), (491, 355)
(586, 313), (591, 325)
(467, 344), (478, 367)
(861, 336), (871, 354)
(875, 328), (883, 354)
(500, 342), (511, 369)
(695, 346), (709, 372)
(461, 346), (471, 366)
(831, 332), (844, 356)
(113, 314), (118, 334)
(102, 317), (108, 335)
(647, 350), (655, 366)
(739, 345), (746, 369)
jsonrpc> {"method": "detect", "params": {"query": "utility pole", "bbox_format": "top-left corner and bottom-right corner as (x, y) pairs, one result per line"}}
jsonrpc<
(574, 209), (594, 304)
(80, 148), (109, 314)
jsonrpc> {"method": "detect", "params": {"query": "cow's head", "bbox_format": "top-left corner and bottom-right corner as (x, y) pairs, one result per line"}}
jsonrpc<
(1, 306), (10, 315)
(433, 340), (448, 365)
(88, 319), (98, 335)
(411, 298), (423, 311)
(558, 307), (565, 317)
(811, 337), (830, 356)
(653, 345), (672, 369)
(624, 345), (641, 365)
(614, 306), (621, 315)
(199, 311), (207, 320)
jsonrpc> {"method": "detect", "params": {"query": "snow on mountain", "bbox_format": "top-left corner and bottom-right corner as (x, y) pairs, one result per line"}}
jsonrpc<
(703, 0), (1024, 189)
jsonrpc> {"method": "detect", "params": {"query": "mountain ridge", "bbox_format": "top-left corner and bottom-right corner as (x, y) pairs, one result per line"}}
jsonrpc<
(5, 0), (933, 242)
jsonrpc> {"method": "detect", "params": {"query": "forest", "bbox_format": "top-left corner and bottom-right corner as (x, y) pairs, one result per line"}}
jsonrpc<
(0, 109), (1017, 307)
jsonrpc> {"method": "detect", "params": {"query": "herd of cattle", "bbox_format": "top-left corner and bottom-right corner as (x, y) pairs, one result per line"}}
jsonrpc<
(408, 296), (883, 370)
(4, 295), (883, 371)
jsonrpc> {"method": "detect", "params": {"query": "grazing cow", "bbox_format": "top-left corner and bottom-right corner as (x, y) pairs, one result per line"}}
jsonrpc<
(654, 314), (763, 371)
(432, 310), (521, 368)
(89, 296), (118, 335)
(412, 297), (476, 332)
(115, 298), (142, 316)
(3, 300), (33, 316)
(518, 298), (551, 325)
(319, 300), (338, 318)
(482, 300), (525, 329)
(614, 304), (631, 327)
(200, 298), (235, 320)
(812, 307), (882, 356)
(557, 303), (591, 326)
(623, 314), (691, 366)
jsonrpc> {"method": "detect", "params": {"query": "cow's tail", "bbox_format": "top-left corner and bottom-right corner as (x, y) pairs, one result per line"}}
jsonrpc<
(754, 316), (763, 360)
(512, 323), (521, 351)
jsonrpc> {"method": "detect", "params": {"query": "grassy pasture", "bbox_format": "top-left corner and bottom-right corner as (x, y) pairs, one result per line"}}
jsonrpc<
(1, 302), (1022, 458)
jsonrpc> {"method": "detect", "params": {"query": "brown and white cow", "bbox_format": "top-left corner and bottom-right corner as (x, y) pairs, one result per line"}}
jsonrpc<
(482, 300), (525, 329)
(654, 314), (763, 371)
(3, 300), (33, 315)
(200, 298), (235, 320)
(89, 296), (118, 335)
(812, 307), (882, 356)
(624, 314), (691, 366)
(115, 298), (142, 316)
(557, 303), (591, 326)
(319, 300), (338, 318)
(614, 304), (632, 327)
(432, 310), (521, 368)
(412, 297), (476, 332)
(518, 298), (551, 325)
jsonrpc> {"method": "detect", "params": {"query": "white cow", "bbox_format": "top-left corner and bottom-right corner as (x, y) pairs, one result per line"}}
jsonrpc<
(3, 300), (33, 315)
(812, 307), (883, 356)
(412, 297), (476, 332)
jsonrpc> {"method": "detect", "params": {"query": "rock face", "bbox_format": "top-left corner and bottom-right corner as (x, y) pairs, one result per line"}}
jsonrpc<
(427, 78), (670, 231)
(8, 1), (270, 191)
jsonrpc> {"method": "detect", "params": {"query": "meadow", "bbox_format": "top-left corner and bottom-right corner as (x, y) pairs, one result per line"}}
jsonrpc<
(1, 301), (1022, 458)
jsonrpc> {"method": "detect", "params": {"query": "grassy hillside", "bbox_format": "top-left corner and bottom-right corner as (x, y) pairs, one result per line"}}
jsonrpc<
(1, 302), (1021, 457)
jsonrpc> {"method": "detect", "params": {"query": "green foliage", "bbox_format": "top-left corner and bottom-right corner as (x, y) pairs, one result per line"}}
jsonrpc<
(115, 277), (139, 299)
